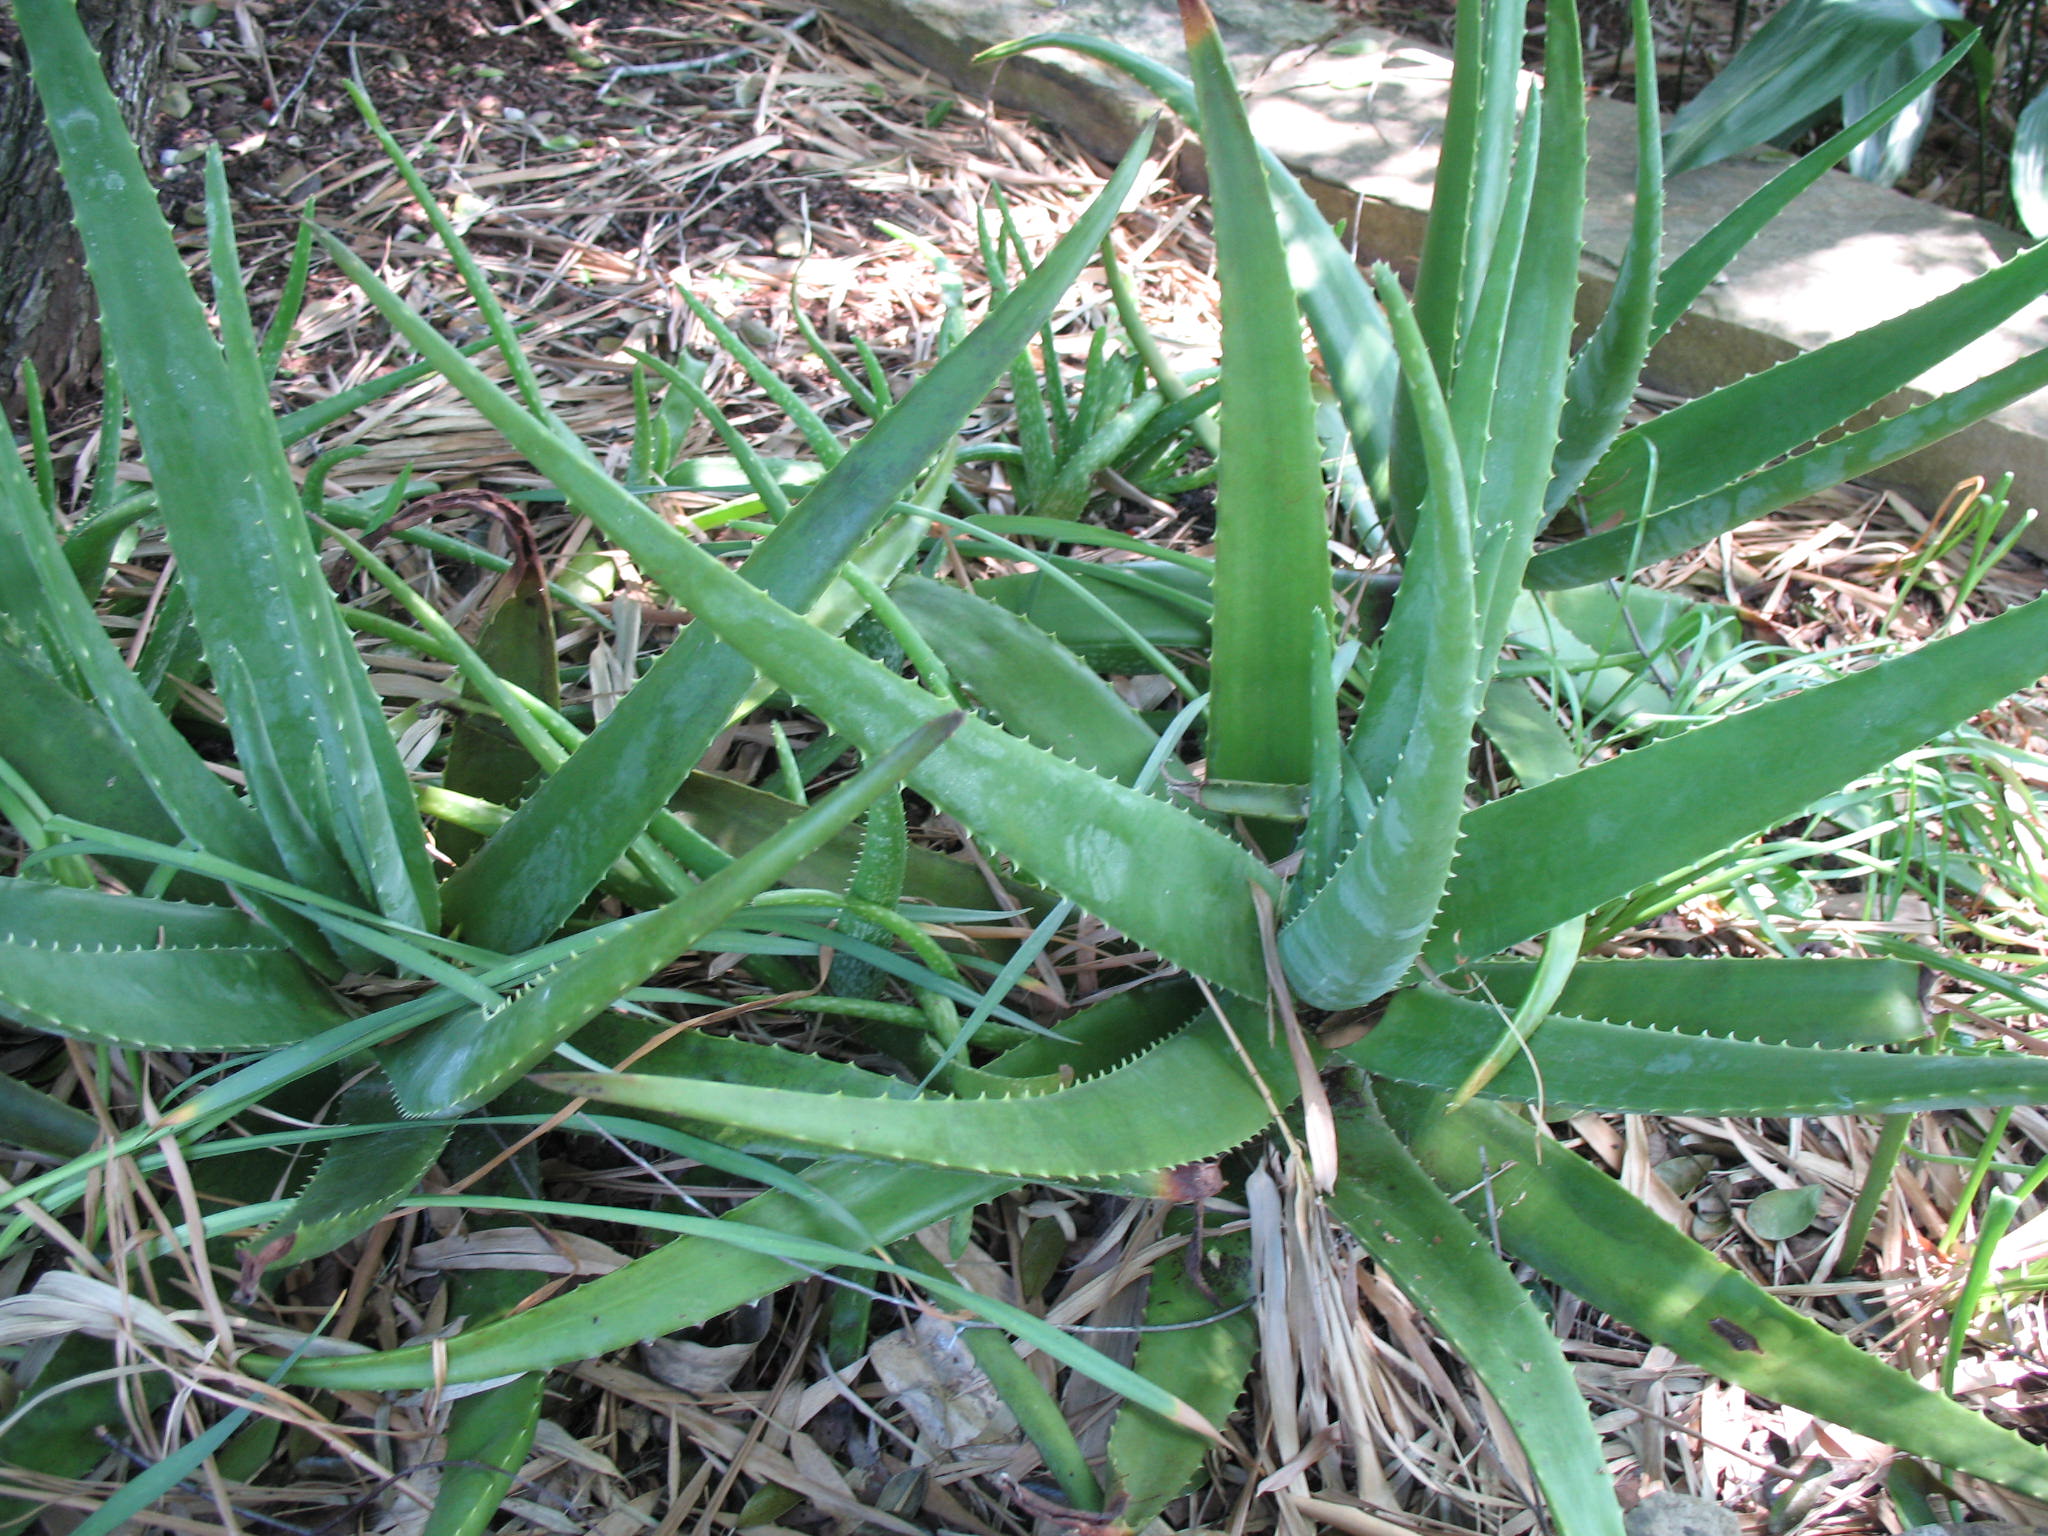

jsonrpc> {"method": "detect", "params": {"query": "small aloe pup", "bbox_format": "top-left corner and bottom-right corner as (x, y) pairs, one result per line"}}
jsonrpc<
(11, 0), (2048, 1528)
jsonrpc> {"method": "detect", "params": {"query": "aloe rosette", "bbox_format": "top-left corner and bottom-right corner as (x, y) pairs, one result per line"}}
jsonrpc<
(10, 0), (2048, 1527)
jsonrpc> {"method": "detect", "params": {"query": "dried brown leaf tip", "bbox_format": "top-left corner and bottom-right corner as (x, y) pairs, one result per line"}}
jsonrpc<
(1150, 1158), (1225, 1204)
(1178, 0), (1217, 46)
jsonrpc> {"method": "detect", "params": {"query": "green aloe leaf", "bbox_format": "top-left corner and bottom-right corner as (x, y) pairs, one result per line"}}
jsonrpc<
(311, 236), (1278, 998)
(1380, 1085), (2048, 1498)
(1841, 22), (1945, 185)
(1661, 0), (1960, 178)
(889, 576), (1158, 783)
(384, 715), (964, 1116)
(1456, 956), (1927, 1046)
(1569, 230), (2048, 550)
(1528, 324), (2048, 588)
(1546, 0), (1660, 511)
(252, 1083), (454, 1269)
(0, 881), (346, 1050)
(421, 1374), (546, 1536)
(538, 992), (1292, 1180)
(1106, 1214), (1255, 1529)
(437, 127), (1158, 952)
(1328, 1078), (1622, 1536)
(1432, 590), (2048, 964)
(1183, 0), (1333, 793)
(0, 1075), (99, 1159)
(1281, 269), (1476, 1008)
(18, 3), (434, 933)
(2014, 81), (2048, 237)
(1356, 985), (2048, 1115)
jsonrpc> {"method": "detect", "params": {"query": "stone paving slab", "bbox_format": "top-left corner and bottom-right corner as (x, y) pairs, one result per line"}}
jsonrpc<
(821, 0), (2048, 554)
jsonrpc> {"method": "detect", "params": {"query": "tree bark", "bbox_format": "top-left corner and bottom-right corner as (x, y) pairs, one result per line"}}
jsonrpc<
(0, 0), (181, 413)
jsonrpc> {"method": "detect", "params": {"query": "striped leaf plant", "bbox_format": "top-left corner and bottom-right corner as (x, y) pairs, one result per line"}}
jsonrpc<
(9, 0), (2048, 1527)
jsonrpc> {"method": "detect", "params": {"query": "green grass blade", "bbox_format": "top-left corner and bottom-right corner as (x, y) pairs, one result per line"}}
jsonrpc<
(1329, 1078), (1622, 1536)
(1432, 592), (2048, 965)
(384, 715), (964, 1116)
(0, 880), (346, 1050)
(1546, 0), (1661, 511)
(18, 0), (435, 933)
(890, 575), (1158, 784)
(1381, 1084), (2048, 1499)
(430, 127), (1158, 952)
(1358, 985), (2048, 1115)
(1183, 0), (1333, 793)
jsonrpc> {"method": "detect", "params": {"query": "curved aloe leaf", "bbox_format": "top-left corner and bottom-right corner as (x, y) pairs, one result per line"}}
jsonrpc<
(1184, 0), (1334, 792)
(1281, 270), (1476, 1008)
(1661, 0), (1960, 179)
(1570, 229), (2048, 550)
(0, 1076), (99, 1159)
(1357, 985), (2048, 1116)
(1458, 956), (1927, 1047)
(312, 234), (1279, 998)
(384, 716), (963, 1116)
(19, 2), (434, 932)
(254, 1085), (454, 1268)
(1546, 0), (1660, 511)
(1433, 590), (2048, 964)
(0, 881), (345, 1050)
(421, 1374), (545, 1536)
(1380, 1085), (2048, 1498)
(539, 993), (1292, 1180)
(890, 576), (1158, 784)
(1842, 22), (1944, 185)
(1532, 339), (2048, 589)
(1106, 1214), (1255, 1529)
(438, 127), (1159, 952)
(2015, 82), (2048, 238)
(1328, 1079), (1622, 1536)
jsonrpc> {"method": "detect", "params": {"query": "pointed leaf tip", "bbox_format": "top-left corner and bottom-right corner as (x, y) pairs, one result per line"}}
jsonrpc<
(1179, 0), (1217, 45)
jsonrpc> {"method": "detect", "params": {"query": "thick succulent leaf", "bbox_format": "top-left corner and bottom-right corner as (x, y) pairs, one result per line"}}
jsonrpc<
(1572, 230), (2048, 545)
(255, 1084), (453, 1268)
(421, 1374), (545, 1536)
(1380, 1085), (2048, 1499)
(1106, 1216), (1255, 1530)
(19, 3), (434, 931)
(286, 1161), (1010, 1390)
(538, 992), (1292, 1180)
(1184, 0), (1334, 791)
(1281, 271), (1477, 1008)
(384, 717), (963, 1116)
(1661, 0), (1961, 179)
(1504, 584), (1738, 728)
(1454, 956), (1926, 1046)
(313, 237), (1278, 999)
(0, 881), (345, 1050)
(0, 1075), (99, 1159)
(1528, 338), (2048, 587)
(1356, 985), (2045, 1115)
(1328, 1079), (1622, 1536)
(890, 576), (1157, 784)
(439, 547), (560, 865)
(437, 128), (1159, 952)
(1432, 590), (2048, 964)
(1546, 0), (1660, 511)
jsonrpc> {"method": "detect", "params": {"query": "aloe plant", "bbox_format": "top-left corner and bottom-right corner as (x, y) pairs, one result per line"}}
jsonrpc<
(10, 0), (2048, 1527)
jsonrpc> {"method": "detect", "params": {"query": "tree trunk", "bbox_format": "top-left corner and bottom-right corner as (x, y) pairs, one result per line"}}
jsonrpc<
(0, 0), (181, 414)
